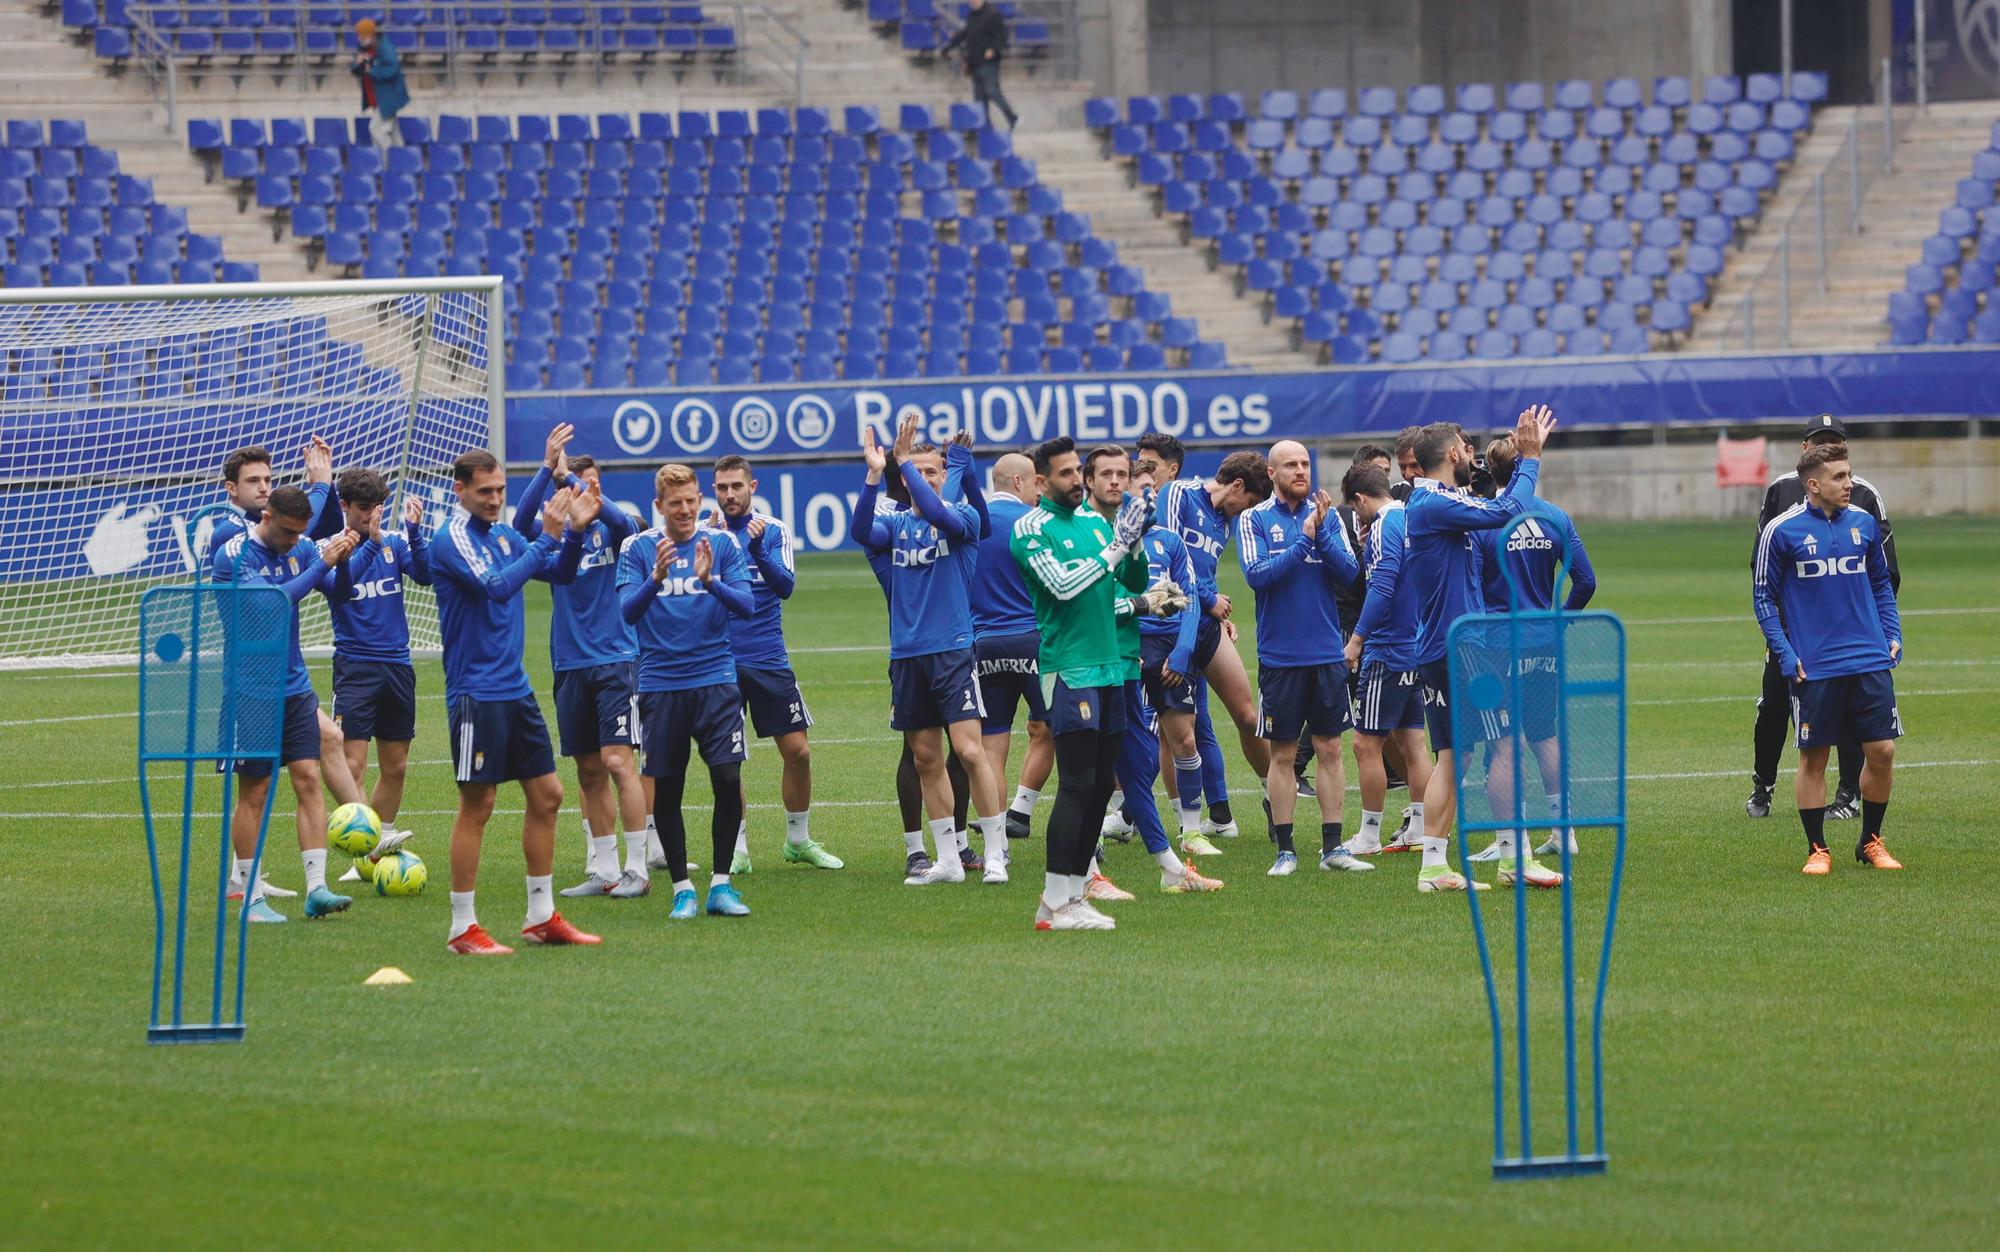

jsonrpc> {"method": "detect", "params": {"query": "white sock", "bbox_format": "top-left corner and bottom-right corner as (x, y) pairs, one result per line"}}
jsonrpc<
(711, 871), (731, 889)
(1495, 829), (1517, 855)
(525, 874), (554, 926)
(927, 816), (954, 859)
(1360, 810), (1383, 839)
(1419, 834), (1447, 869)
(1407, 802), (1426, 839)
(1067, 873), (1090, 900)
(976, 814), (1005, 862)
(646, 818), (663, 861)
(302, 848), (327, 894)
(230, 855), (250, 890)
(1009, 785), (1039, 816)
(672, 877), (694, 895)
(784, 809), (810, 846)
(903, 829), (926, 856)
(589, 833), (618, 878)
(734, 819), (749, 858)
(625, 828), (649, 875)
(449, 889), (477, 939)
(1152, 847), (1186, 878)
(1107, 788), (1125, 813)
(1043, 872), (1068, 910)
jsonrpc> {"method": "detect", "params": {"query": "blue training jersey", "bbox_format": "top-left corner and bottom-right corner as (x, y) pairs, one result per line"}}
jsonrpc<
(323, 527), (431, 665)
(852, 459), (982, 660)
(1472, 503), (1597, 615)
(1157, 475), (1229, 601)
(1754, 502), (1900, 680)
(709, 511), (797, 670)
(972, 491), (1038, 639)
(1403, 462), (1541, 665)
(513, 466), (640, 672)
(1237, 494), (1361, 669)
(1353, 501), (1423, 672)
(431, 506), (581, 702)
(210, 482), (334, 557)
(211, 529), (335, 698)
(617, 525), (756, 692)
(1138, 527), (1206, 677)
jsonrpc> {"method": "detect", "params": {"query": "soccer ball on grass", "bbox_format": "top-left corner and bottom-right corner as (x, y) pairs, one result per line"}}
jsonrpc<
(373, 850), (427, 897)
(327, 803), (383, 857)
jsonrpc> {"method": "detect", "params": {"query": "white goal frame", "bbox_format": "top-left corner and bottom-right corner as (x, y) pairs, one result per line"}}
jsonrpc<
(0, 276), (507, 669)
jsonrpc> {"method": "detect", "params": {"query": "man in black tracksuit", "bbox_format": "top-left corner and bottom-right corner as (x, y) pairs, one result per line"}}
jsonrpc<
(1747, 415), (1900, 820)
(943, 0), (1018, 131)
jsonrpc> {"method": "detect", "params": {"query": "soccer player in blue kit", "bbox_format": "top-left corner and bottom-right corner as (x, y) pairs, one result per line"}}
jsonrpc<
(1144, 437), (1274, 836)
(431, 450), (596, 955)
(973, 451), (1055, 845)
(1238, 440), (1370, 877)
(508, 424), (657, 900)
(852, 415), (1010, 885)
(212, 485), (363, 923)
(709, 454), (844, 874)
(618, 463), (760, 918)
(1753, 442), (1905, 876)
(1339, 464), (1434, 858)
(1404, 407), (1555, 894)
(1463, 435), (1596, 867)
(322, 468), (425, 883)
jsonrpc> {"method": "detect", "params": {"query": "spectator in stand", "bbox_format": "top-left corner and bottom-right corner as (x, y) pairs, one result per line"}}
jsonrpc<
(944, 0), (1019, 132)
(350, 18), (409, 149)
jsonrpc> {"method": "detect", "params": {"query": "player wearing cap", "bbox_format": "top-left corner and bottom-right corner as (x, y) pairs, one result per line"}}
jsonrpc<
(1746, 415), (1899, 823)
(1753, 443), (1904, 876)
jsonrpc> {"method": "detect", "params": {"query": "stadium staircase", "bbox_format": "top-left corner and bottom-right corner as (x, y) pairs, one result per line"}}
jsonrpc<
(1010, 125), (1305, 368)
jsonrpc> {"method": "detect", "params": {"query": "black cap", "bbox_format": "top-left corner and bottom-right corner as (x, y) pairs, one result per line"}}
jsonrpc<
(1804, 414), (1847, 442)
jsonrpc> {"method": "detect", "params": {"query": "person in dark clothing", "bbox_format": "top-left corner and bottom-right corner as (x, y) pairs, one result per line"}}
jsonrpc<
(1746, 415), (1900, 821)
(943, 0), (1019, 131)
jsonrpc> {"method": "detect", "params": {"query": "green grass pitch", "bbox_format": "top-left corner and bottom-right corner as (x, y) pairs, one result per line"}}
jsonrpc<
(2, 517), (1997, 1248)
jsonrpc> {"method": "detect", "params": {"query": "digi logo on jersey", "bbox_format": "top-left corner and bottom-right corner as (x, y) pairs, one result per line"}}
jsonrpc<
(656, 575), (711, 596)
(1178, 527), (1222, 561)
(1795, 555), (1868, 578)
(346, 577), (402, 600)
(892, 535), (952, 567)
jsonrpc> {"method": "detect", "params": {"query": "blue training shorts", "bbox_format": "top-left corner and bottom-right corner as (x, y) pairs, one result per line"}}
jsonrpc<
(450, 694), (557, 785)
(738, 665), (813, 739)
(1352, 663), (1426, 736)
(552, 661), (639, 757)
(1793, 669), (1901, 749)
(1043, 677), (1126, 737)
(1256, 661), (1351, 741)
(236, 690), (322, 778)
(973, 631), (1045, 734)
(890, 649), (984, 731)
(331, 657), (417, 743)
(641, 686), (748, 774)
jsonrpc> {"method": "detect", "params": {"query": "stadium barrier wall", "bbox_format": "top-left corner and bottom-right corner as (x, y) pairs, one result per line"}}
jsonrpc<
(506, 347), (2000, 466)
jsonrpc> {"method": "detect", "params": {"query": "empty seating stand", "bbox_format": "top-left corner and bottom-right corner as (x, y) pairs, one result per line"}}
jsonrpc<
(192, 104), (1227, 389)
(859, 1), (1053, 71)
(0, 117), (259, 289)
(1087, 71), (1825, 363)
(1885, 123), (2000, 346)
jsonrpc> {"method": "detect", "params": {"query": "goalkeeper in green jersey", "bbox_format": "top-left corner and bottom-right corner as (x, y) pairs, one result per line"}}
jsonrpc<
(1010, 436), (1157, 931)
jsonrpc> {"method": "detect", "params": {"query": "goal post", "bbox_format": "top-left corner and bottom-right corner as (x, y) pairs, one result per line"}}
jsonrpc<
(0, 276), (505, 669)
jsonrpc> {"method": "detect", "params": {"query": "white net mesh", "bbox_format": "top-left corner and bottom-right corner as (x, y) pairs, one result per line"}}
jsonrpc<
(0, 280), (497, 668)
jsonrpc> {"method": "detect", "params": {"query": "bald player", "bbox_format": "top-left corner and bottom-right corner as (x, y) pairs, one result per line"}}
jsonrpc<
(973, 451), (1055, 843)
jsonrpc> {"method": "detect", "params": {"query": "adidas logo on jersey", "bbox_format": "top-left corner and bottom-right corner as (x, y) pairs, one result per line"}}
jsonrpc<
(1507, 518), (1556, 552)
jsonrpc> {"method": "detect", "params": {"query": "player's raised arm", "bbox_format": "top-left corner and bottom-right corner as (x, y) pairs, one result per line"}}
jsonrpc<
(402, 497), (432, 586)
(851, 428), (893, 551)
(616, 532), (667, 624)
(1312, 489), (1361, 587)
(900, 427), (979, 543)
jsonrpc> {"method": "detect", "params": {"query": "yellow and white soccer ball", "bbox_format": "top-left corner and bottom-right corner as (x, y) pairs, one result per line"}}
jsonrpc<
(373, 850), (427, 897)
(327, 803), (383, 857)
(350, 853), (377, 883)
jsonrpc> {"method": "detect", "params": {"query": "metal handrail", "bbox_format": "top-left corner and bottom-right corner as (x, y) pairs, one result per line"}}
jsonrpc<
(122, 0), (809, 125)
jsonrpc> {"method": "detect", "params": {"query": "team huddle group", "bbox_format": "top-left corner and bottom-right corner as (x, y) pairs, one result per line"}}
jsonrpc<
(203, 400), (1910, 951)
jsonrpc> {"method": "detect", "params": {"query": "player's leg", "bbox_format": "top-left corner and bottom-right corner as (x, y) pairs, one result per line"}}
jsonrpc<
(1191, 684), (1236, 836)
(1414, 663), (1484, 891)
(1794, 744), (1833, 873)
(447, 780), (504, 951)
(949, 714), (1010, 880)
(1351, 730), (1389, 854)
(743, 664), (837, 870)
(1293, 727), (1315, 797)
(316, 709), (366, 808)
(507, 695), (594, 946)
(1156, 706), (1216, 855)
(1075, 703), (1127, 920)
(1203, 635), (1272, 782)
(1852, 670), (1903, 868)
(561, 752), (620, 896)
(644, 692), (702, 916)
(1482, 733), (1563, 888)
(371, 739), (411, 829)
(1391, 725), (1433, 852)
(1748, 652), (1790, 817)
(1037, 681), (1116, 929)
(694, 687), (752, 914)
(286, 756), (350, 918)
(594, 742), (653, 895)
(227, 770), (283, 920)
(1123, 689), (1219, 893)
(895, 742), (932, 876)
(1829, 733), (1863, 820)
(946, 745), (973, 866)
(1259, 666), (1303, 874)
(342, 737), (372, 808)
(1527, 735), (1577, 857)
(906, 727), (965, 884)
(1303, 666), (1367, 872)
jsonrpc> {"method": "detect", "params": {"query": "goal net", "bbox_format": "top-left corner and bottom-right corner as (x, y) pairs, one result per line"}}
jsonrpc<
(0, 278), (501, 668)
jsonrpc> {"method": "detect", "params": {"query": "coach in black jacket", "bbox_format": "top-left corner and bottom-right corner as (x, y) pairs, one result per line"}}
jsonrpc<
(1745, 414), (1900, 821)
(943, 0), (1019, 131)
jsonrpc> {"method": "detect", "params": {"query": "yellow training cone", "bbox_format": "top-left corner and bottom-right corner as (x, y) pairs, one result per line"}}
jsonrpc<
(363, 967), (413, 987)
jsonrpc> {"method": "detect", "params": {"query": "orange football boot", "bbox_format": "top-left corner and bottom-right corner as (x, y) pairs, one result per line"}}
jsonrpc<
(1801, 848), (1832, 876)
(521, 912), (602, 945)
(1856, 837), (1903, 870)
(447, 923), (514, 955)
